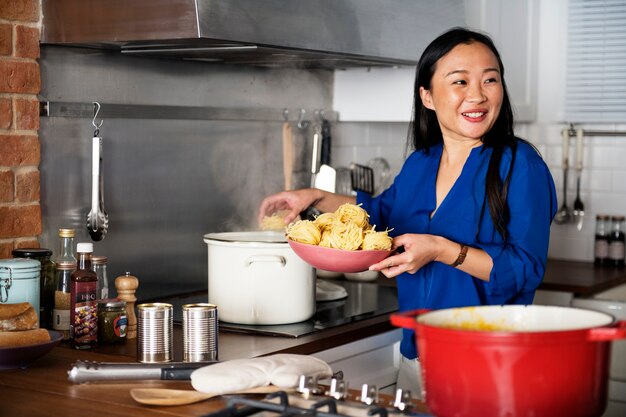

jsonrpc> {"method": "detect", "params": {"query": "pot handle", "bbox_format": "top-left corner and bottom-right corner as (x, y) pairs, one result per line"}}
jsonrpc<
(588, 321), (626, 341)
(245, 255), (286, 268)
(390, 309), (431, 330)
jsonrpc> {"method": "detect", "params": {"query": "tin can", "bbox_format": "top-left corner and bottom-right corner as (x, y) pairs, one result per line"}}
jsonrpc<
(137, 303), (172, 363)
(182, 303), (218, 362)
(0, 258), (41, 319)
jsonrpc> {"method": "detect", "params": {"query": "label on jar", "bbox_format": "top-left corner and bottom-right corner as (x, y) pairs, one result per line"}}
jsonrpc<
(70, 281), (97, 347)
(609, 241), (625, 261)
(114, 314), (128, 338)
(595, 239), (609, 259)
(52, 308), (70, 330)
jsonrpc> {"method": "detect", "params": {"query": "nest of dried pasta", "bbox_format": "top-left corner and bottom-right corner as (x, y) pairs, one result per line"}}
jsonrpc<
(286, 203), (392, 251)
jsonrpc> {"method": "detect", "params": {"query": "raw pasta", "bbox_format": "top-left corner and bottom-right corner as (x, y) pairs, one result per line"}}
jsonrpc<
(287, 203), (392, 251)
(260, 210), (290, 231)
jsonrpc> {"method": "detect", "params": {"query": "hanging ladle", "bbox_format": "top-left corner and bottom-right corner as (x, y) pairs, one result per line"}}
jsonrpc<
(572, 128), (585, 231)
(554, 127), (571, 224)
(86, 102), (109, 241)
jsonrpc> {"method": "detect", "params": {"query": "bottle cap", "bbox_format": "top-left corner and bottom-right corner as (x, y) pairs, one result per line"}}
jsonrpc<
(76, 242), (94, 253)
(91, 255), (108, 264)
(12, 248), (53, 258)
(59, 228), (76, 238)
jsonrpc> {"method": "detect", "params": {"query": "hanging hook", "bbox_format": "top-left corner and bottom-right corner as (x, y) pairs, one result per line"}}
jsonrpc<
(297, 108), (309, 130)
(92, 102), (103, 136)
(283, 108), (289, 123)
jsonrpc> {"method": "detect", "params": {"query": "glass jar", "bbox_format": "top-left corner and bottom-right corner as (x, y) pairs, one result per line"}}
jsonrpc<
(609, 216), (626, 268)
(97, 298), (127, 344)
(53, 261), (76, 340)
(594, 215), (611, 266)
(12, 248), (55, 329)
(91, 255), (109, 300)
(56, 228), (76, 264)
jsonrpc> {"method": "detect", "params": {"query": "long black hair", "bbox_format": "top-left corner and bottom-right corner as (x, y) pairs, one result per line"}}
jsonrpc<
(409, 27), (517, 240)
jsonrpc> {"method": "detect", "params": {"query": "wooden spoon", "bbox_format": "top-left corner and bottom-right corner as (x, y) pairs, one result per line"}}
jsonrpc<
(130, 385), (284, 406)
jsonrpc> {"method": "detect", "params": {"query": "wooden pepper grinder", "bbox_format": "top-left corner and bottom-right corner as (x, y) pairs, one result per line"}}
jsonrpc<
(115, 272), (139, 339)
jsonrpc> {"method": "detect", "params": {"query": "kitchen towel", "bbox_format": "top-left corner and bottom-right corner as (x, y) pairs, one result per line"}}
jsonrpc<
(190, 354), (333, 394)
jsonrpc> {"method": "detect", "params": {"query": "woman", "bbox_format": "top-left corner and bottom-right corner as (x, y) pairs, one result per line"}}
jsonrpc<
(258, 27), (557, 394)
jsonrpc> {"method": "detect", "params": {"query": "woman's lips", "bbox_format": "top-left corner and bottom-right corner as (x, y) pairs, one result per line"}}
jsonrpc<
(461, 111), (487, 122)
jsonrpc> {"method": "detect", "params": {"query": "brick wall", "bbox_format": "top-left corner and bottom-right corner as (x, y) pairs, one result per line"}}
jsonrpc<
(0, 0), (42, 258)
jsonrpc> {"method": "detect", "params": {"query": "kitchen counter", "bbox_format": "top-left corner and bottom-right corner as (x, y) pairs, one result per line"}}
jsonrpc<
(0, 304), (402, 416)
(542, 259), (626, 296)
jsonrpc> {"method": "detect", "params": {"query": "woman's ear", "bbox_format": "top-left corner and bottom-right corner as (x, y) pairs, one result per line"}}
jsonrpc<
(419, 87), (435, 110)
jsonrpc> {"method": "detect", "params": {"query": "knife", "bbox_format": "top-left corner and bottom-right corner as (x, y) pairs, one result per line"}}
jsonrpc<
(68, 360), (217, 384)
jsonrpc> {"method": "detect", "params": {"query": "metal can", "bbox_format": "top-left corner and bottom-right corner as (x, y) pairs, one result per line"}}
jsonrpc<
(182, 303), (218, 362)
(137, 303), (172, 363)
(97, 298), (127, 344)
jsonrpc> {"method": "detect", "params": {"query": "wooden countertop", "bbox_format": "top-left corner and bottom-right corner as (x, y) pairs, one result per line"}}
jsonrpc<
(541, 259), (626, 296)
(1, 314), (405, 417)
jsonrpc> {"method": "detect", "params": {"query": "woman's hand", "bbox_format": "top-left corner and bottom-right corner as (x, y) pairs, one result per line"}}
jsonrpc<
(369, 234), (443, 278)
(257, 189), (323, 226)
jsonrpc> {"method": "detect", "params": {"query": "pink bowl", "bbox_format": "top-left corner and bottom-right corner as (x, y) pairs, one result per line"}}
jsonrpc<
(288, 240), (392, 273)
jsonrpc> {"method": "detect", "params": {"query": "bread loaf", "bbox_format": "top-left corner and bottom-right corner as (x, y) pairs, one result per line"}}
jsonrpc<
(0, 302), (38, 331)
(0, 328), (50, 348)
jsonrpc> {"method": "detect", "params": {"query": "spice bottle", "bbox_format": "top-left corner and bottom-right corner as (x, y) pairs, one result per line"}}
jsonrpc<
(609, 216), (626, 268)
(57, 228), (76, 264)
(53, 261), (76, 340)
(97, 298), (127, 344)
(91, 255), (109, 300)
(12, 248), (55, 329)
(70, 242), (98, 349)
(594, 215), (611, 266)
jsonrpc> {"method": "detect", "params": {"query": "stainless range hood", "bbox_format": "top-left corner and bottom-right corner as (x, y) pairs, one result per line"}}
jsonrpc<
(41, 0), (464, 69)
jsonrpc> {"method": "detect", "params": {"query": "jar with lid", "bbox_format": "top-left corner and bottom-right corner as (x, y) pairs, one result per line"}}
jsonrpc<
(12, 248), (55, 329)
(53, 261), (76, 340)
(97, 298), (127, 344)
(0, 258), (41, 319)
(594, 215), (611, 266)
(91, 255), (109, 300)
(609, 216), (626, 268)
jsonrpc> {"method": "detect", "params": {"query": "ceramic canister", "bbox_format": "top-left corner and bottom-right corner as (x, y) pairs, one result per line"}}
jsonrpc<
(0, 258), (41, 319)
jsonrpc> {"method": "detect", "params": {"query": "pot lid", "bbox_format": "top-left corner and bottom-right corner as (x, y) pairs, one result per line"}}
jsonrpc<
(204, 231), (287, 244)
(0, 258), (41, 276)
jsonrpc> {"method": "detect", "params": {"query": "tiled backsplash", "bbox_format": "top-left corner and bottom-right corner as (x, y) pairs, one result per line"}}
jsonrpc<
(332, 121), (626, 263)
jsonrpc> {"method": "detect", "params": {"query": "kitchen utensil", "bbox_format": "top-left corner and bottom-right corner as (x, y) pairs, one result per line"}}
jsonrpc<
(573, 128), (585, 230)
(130, 385), (284, 406)
(366, 157), (391, 195)
(315, 279), (348, 302)
(311, 121), (337, 193)
(0, 330), (62, 370)
(554, 128), (571, 224)
(203, 231), (315, 325)
(67, 360), (216, 383)
(86, 104), (109, 241)
(287, 240), (391, 273)
(282, 120), (293, 191)
(350, 163), (375, 195)
(391, 305), (626, 417)
(334, 167), (353, 196)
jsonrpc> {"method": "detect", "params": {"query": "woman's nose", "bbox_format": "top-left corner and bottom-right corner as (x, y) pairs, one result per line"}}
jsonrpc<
(466, 83), (486, 102)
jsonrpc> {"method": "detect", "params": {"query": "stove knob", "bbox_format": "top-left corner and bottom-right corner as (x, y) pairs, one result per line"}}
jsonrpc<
(327, 377), (348, 400)
(393, 388), (413, 411)
(358, 383), (378, 405)
(297, 375), (322, 399)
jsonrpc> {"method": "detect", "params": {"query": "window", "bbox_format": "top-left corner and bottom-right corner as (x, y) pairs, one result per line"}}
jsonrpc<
(565, 0), (626, 122)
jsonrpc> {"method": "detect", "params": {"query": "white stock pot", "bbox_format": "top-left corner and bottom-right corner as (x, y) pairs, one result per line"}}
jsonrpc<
(203, 231), (315, 325)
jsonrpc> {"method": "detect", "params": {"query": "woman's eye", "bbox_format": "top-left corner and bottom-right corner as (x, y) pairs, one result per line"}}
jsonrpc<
(485, 78), (499, 84)
(453, 80), (467, 85)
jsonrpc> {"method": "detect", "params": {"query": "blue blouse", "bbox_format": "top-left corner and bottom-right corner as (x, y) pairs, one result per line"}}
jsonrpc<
(357, 140), (557, 359)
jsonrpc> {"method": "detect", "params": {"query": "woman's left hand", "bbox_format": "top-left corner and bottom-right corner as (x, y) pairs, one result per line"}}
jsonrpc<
(369, 234), (442, 278)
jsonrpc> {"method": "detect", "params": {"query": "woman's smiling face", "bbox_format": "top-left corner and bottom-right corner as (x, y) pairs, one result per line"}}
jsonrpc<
(419, 41), (504, 144)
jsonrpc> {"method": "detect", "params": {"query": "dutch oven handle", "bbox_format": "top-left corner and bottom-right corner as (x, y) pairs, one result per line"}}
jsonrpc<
(587, 320), (626, 341)
(245, 255), (286, 268)
(390, 309), (431, 330)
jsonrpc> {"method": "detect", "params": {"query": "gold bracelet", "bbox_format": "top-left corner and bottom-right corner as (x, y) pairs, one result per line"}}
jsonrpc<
(450, 244), (468, 267)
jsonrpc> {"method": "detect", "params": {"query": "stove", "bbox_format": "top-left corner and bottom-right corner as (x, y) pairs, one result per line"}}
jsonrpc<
(149, 280), (398, 338)
(200, 376), (432, 417)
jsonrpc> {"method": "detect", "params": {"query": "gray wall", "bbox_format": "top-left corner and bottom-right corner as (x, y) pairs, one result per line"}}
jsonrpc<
(39, 46), (333, 300)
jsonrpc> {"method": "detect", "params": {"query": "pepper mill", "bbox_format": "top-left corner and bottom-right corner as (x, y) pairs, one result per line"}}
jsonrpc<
(115, 272), (139, 339)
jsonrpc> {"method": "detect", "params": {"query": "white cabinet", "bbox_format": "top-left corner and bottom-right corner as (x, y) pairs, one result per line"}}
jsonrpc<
(333, 0), (538, 122)
(464, 0), (538, 122)
(312, 329), (402, 394)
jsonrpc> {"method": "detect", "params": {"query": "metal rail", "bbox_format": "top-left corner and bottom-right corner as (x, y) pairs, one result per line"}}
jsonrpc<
(39, 101), (338, 124)
(563, 125), (626, 137)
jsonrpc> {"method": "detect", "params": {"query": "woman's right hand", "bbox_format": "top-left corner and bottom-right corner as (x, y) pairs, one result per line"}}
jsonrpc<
(257, 188), (324, 227)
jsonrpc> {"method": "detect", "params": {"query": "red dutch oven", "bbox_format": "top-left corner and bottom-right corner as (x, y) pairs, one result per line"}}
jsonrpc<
(391, 305), (626, 417)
